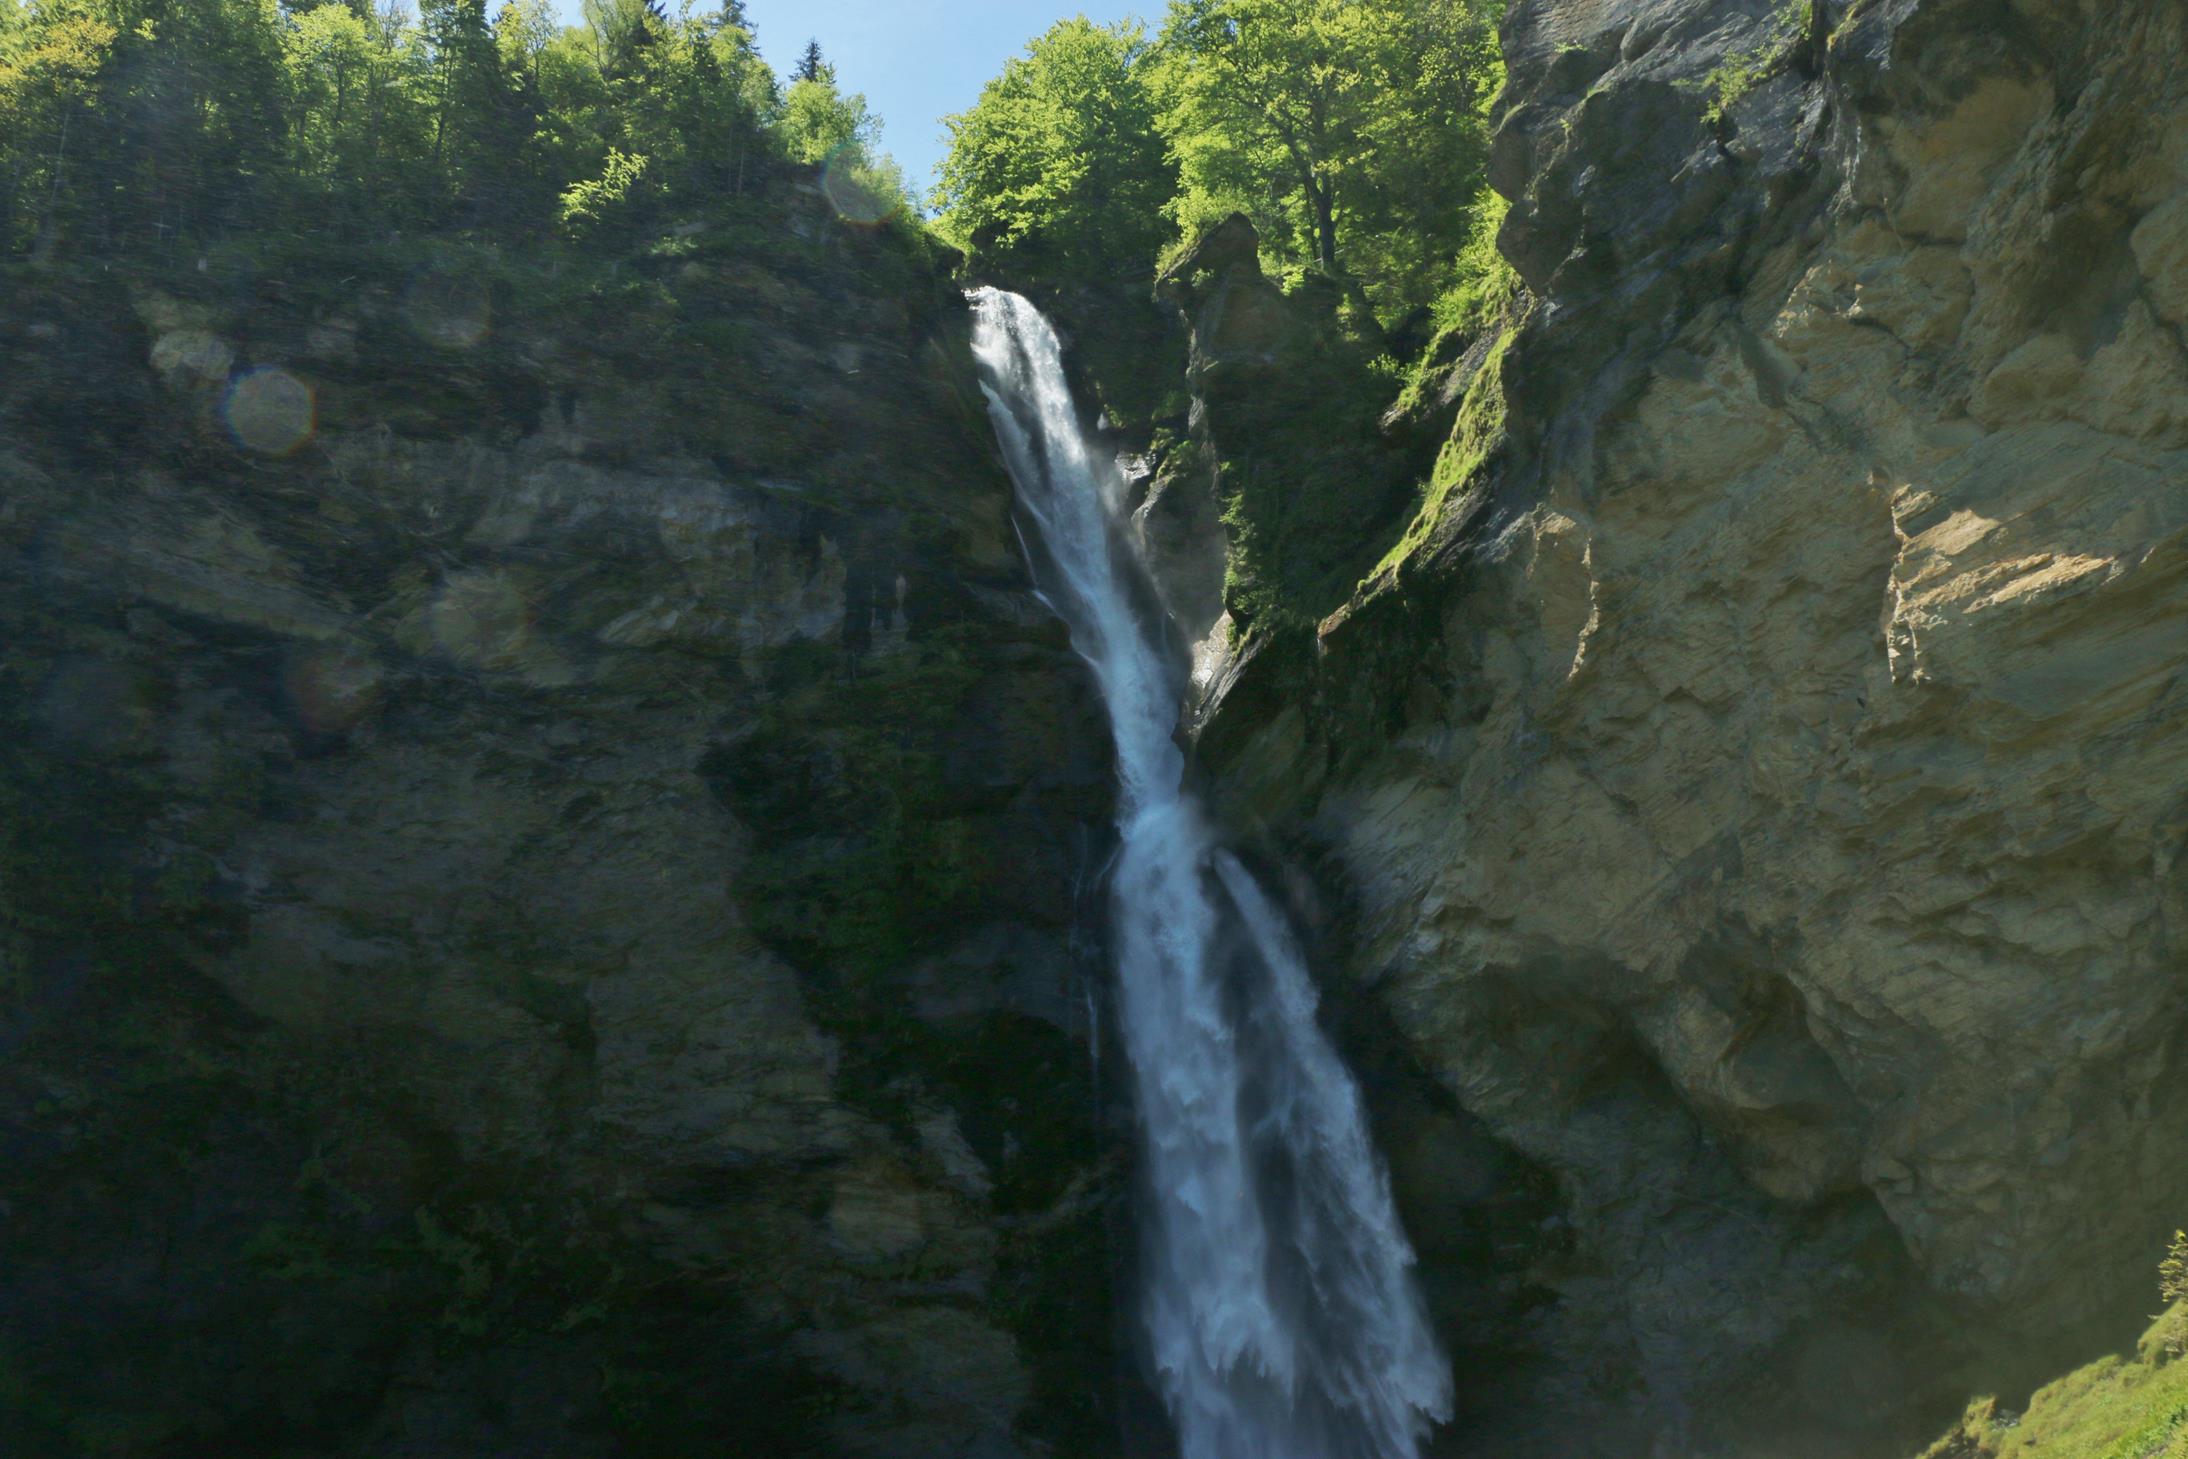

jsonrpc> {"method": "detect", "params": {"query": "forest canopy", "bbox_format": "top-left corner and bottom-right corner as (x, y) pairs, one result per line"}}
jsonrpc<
(0, 0), (912, 258)
(937, 0), (1506, 319)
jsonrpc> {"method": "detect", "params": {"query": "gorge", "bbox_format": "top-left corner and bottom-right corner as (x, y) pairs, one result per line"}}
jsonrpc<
(972, 286), (1449, 1459)
(1, 0), (2184, 1456)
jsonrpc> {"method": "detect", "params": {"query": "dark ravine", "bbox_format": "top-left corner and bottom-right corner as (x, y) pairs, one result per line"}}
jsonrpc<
(0, 181), (1137, 1457)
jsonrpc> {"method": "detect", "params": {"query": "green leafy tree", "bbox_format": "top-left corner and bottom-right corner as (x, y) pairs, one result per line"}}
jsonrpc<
(580, 0), (661, 76)
(0, 0), (897, 261)
(557, 143), (647, 236)
(776, 69), (871, 163)
(1152, 0), (1501, 305)
(791, 36), (825, 83)
(1154, 0), (1374, 276)
(935, 17), (1176, 282)
(2165, 1230), (2187, 1307)
(282, 0), (427, 220)
(776, 69), (913, 218)
(419, 0), (531, 223)
(618, 6), (774, 199)
(106, 0), (290, 246)
(0, 2), (120, 251)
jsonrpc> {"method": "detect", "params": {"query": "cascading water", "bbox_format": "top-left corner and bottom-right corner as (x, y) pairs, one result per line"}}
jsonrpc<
(969, 287), (1453, 1459)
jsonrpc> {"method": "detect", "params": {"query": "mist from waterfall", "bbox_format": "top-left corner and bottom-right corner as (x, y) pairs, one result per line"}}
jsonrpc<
(969, 287), (1452, 1459)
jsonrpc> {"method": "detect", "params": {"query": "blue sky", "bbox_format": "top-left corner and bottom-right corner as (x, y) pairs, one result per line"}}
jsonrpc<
(553, 2), (1150, 196)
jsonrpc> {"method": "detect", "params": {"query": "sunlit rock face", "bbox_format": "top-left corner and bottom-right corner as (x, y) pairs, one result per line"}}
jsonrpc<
(1191, 0), (2188, 1453)
(0, 183), (1118, 1458)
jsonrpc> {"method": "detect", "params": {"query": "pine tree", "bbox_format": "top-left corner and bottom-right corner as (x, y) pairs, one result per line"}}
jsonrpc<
(793, 38), (828, 84)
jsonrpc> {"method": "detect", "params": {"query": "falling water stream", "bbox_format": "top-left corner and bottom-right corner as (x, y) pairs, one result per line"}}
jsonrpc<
(969, 288), (1452, 1459)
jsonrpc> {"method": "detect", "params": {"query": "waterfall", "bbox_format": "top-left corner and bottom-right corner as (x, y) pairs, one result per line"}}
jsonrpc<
(969, 288), (1452, 1459)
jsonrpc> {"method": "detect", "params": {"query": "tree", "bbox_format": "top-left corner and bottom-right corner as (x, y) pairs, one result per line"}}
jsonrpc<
(1152, 0), (1501, 305)
(775, 66), (912, 219)
(1154, 0), (1371, 275)
(619, 4), (775, 199)
(0, 0), (899, 260)
(0, 3), (120, 251)
(420, 0), (533, 223)
(792, 36), (826, 83)
(696, 0), (749, 39)
(580, 0), (662, 75)
(776, 69), (873, 164)
(2165, 1230), (2187, 1307)
(283, 3), (382, 189)
(935, 18), (1176, 281)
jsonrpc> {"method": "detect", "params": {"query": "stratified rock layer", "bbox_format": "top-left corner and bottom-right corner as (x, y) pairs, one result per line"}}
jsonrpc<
(1194, 0), (2188, 1452)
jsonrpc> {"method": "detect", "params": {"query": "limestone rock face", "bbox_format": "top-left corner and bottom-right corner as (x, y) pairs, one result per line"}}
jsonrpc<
(0, 190), (1120, 1458)
(1195, 0), (2188, 1451)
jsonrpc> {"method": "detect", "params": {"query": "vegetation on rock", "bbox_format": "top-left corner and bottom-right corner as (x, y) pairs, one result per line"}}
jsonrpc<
(1920, 1243), (2188, 1459)
(937, 0), (1516, 636)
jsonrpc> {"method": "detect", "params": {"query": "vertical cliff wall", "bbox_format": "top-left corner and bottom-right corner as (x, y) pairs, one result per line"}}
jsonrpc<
(1187, 0), (2188, 1451)
(0, 186), (1124, 1457)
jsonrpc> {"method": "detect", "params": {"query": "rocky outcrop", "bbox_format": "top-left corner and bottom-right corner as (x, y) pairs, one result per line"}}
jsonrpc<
(0, 185), (1123, 1457)
(1192, 0), (2188, 1452)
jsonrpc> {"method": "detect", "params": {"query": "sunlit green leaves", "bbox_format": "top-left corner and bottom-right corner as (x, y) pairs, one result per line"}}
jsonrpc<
(0, 0), (905, 258)
(935, 18), (1175, 280)
(1152, 0), (1503, 305)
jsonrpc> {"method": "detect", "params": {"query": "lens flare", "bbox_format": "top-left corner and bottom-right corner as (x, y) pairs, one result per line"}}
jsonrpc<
(820, 147), (900, 227)
(223, 368), (315, 456)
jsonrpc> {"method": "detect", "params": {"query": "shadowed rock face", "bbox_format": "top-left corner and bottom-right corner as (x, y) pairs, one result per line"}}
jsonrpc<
(0, 185), (1125, 1458)
(1188, 0), (2188, 1452)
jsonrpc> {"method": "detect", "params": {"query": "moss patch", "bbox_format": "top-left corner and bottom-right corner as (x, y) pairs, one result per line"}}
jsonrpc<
(1921, 1306), (2188, 1459)
(1366, 324), (1513, 586)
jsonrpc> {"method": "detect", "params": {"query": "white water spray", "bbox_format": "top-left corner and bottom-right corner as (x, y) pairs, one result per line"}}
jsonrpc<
(969, 288), (1452, 1459)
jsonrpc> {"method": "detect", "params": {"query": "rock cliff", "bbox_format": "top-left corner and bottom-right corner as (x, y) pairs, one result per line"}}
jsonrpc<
(7, 1), (2184, 1453)
(1185, 0), (2188, 1451)
(0, 185), (1126, 1457)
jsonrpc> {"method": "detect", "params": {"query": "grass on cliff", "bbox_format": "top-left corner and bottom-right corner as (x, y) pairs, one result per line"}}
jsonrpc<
(1363, 323), (1512, 590)
(1921, 1304), (2188, 1459)
(1682, 0), (1814, 123)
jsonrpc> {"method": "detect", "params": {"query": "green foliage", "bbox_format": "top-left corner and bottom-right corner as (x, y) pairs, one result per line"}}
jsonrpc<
(1685, 0), (1808, 123)
(1430, 187), (1518, 336)
(1920, 1306), (2188, 1459)
(1385, 185), (1518, 422)
(0, 0), (909, 260)
(1921, 1242), (2188, 1459)
(933, 0), (1503, 316)
(1370, 323), (1511, 584)
(776, 68), (915, 215)
(558, 144), (648, 234)
(935, 18), (1176, 282)
(1151, 0), (1503, 308)
(776, 72), (869, 162)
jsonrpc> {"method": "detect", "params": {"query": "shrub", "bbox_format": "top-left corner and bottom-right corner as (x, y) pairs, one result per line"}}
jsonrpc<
(558, 149), (651, 237)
